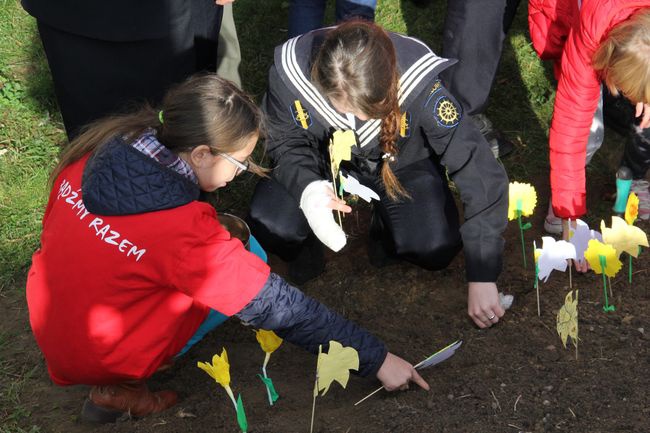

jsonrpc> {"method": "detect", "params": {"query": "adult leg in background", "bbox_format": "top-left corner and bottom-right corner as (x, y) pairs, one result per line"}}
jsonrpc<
(441, 0), (521, 159)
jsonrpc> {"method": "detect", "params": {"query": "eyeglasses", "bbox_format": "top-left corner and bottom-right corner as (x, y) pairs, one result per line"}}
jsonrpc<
(218, 153), (250, 175)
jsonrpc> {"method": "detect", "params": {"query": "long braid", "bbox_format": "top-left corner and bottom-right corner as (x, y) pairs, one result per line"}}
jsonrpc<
(379, 104), (409, 200)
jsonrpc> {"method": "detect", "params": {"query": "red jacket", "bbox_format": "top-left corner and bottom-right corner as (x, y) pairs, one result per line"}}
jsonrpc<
(529, 0), (649, 218)
(26, 154), (270, 385)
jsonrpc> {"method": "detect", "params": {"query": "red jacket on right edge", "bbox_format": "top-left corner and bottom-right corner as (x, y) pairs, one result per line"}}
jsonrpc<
(528, 0), (650, 219)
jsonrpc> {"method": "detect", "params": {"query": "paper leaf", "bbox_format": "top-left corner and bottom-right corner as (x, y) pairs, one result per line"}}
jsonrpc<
(340, 173), (380, 202)
(257, 374), (279, 403)
(584, 239), (622, 277)
(556, 290), (579, 349)
(414, 340), (462, 370)
(568, 219), (602, 263)
(537, 237), (577, 282)
(316, 341), (359, 396)
(255, 329), (283, 354)
(330, 130), (356, 174)
(508, 182), (537, 220)
(197, 348), (230, 388)
(625, 192), (639, 225)
(600, 216), (649, 258)
(236, 394), (248, 433)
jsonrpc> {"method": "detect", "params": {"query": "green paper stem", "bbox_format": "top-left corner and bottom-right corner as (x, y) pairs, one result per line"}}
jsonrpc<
(629, 254), (632, 285)
(517, 210), (527, 269)
(535, 262), (540, 317)
(236, 394), (248, 433)
(258, 374), (279, 405)
(599, 256), (615, 312)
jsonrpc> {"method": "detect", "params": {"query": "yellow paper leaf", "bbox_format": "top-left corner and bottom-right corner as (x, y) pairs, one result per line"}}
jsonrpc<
(583, 239), (622, 277)
(508, 182), (537, 220)
(625, 193), (639, 226)
(197, 348), (231, 388)
(330, 130), (356, 174)
(255, 329), (283, 354)
(556, 290), (579, 349)
(316, 341), (359, 396)
(600, 216), (649, 258)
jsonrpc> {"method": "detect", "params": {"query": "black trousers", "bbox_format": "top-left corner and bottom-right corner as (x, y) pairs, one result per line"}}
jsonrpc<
(36, 3), (222, 139)
(440, 0), (521, 115)
(248, 158), (463, 270)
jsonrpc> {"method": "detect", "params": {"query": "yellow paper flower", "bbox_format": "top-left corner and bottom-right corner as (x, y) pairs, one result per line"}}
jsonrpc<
(508, 182), (537, 220)
(625, 192), (639, 226)
(255, 330), (283, 354)
(601, 216), (649, 258)
(583, 239), (622, 277)
(197, 348), (231, 388)
(316, 341), (359, 396)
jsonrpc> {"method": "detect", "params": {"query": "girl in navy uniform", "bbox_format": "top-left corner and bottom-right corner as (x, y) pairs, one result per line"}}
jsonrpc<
(248, 21), (509, 329)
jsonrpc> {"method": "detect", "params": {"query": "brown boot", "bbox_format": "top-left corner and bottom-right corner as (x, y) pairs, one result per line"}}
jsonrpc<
(81, 382), (177, 423)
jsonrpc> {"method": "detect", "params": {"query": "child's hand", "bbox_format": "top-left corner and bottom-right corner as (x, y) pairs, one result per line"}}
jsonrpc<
(376, 352), (429, 392)
(635, 102), (650, 129)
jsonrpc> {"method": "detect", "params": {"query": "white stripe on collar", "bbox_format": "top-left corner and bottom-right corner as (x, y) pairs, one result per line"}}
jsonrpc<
(280, 34), (448, 148)
(281, 37), (348, 129)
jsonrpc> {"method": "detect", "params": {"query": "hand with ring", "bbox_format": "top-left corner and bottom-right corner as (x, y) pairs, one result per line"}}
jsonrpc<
(467, 282), (505, 328)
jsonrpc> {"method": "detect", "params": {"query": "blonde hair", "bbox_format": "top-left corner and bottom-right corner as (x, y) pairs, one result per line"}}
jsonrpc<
(50, 74), (265, 186)
(593, 9), (650, 104)
(312, 21), (410, 201)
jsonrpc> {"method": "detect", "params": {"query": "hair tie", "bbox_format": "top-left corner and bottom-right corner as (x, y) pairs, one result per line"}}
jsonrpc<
(382, 152), (395, 162)
(158, 110), (164, 124)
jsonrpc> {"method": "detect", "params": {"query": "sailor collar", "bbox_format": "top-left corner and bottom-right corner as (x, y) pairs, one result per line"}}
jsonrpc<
(274, 28), (456, 148)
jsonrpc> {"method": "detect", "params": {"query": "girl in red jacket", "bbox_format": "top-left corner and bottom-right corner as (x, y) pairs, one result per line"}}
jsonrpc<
(26, 74), (427, 423)
(529, 1), (650, 245)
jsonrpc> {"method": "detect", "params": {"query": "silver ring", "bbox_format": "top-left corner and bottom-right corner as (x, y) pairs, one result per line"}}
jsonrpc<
(488, 314), (496, 320)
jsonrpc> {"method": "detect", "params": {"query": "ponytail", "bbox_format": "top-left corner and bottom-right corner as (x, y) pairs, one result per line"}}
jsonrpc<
(49, 74), (264, 187)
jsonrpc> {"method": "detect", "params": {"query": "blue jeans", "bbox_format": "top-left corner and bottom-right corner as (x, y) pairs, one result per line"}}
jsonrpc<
(287, 0), (376, 38)
(175, 235), (268, 357)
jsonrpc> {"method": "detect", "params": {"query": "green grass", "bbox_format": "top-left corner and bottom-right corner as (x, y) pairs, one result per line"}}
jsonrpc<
(0, 0), (63, 295)
(0, 1), (626, 431)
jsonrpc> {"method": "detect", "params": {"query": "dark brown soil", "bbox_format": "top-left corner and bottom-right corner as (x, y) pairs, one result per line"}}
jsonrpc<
(4, 185), (650, 433)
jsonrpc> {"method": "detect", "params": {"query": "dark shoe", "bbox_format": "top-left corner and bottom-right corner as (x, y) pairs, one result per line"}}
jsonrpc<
(471, 114), (515, 159)
(484, 129), (515, 159)
(81, 382), (177, 423)
(287, 235), (325, 285)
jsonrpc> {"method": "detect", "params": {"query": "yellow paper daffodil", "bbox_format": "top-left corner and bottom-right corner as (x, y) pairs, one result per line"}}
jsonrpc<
(330, 130), (356, 174)
(197, 348), (231, 388)
(316, 341), (359, 396)
(625, 192), (639, 226)
(255, 330), (283, 354)
(508, 182), (537, 220)
(583, 239), (622, 277)
(601, 216), (649, 258)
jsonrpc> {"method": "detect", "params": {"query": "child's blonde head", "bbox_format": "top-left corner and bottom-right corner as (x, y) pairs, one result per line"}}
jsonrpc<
(50, 74), (264, 185)
(593, 9), (650, 105)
